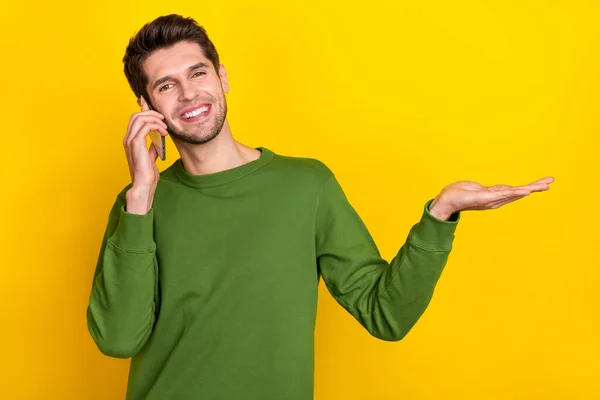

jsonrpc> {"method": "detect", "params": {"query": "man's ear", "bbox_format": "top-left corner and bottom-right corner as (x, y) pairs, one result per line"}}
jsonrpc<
(219, 64), (230, 93)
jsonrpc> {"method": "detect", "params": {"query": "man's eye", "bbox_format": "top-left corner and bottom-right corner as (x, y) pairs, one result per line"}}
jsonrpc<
(193, 71), (206, 77)
(159, 84), (173, 92)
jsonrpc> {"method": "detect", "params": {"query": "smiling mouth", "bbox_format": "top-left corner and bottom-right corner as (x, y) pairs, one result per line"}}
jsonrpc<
(179, 104), (211, 122)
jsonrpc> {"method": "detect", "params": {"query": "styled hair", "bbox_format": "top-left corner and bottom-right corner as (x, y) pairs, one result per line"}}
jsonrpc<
(122, 14), (220, 101)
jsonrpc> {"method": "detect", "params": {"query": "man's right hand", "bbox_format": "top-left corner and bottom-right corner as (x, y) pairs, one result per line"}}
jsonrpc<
(123, 96), (169, 215)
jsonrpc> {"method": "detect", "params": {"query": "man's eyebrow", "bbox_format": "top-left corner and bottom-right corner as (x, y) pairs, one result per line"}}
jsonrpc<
(151, 62), (211, 90)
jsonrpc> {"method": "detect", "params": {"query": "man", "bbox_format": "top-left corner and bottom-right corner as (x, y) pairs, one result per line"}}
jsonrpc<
(86, 14), (553, 400)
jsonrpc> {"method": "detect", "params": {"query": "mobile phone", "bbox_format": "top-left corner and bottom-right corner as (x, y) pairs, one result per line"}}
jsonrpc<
(141, 96), (166, 161)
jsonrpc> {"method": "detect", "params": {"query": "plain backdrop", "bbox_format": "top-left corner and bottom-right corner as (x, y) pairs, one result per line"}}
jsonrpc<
(1, 0), (598, 399)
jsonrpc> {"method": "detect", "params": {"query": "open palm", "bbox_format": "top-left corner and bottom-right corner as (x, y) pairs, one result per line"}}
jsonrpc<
(434, 176), (555, 214)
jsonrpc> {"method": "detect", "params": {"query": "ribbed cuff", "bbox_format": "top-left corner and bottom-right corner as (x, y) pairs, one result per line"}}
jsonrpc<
(109, 205), (156, 252)
(410, 199), (460, 251)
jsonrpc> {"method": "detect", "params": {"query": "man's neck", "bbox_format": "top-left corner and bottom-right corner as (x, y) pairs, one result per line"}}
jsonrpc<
(174, 122), (261, 176)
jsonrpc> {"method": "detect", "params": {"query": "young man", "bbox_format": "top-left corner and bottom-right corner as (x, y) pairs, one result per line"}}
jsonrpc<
(86, 14), (554, 400)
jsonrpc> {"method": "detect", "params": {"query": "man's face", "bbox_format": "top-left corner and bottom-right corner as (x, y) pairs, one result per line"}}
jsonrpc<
(142, 40), (229, 145)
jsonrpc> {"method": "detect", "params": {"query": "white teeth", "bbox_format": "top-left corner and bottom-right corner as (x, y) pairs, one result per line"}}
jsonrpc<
(183, 105), (209, 119)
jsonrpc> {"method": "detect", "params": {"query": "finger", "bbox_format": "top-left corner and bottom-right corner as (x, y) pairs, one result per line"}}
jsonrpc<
(518, 182), (551, 193)
(137, 110), (166, 120)
(486, 184), (512, 191)
(126, 117), (168, 148)
(487, 195), (527, 209)
(129, 125), (163, 171)
(126, 114), (167, 141)
(532, 176), (555, 184)
(148, 141), (159, 162)
(139, 97), (168, 123)
(485, 187), (531, 203)
(140, 95), (150, 111)
(136, 115), (168, 130)
(136, 123), (169, 143)
(125, 110), (166, 143)
(529, 184), (551, 193)
(126, 117), (149, 149)
(524, 176), (555, 188)
(128, 122), (169, 152)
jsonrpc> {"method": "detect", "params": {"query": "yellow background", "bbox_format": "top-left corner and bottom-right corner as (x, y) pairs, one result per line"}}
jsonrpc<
(1, 0), (598, 398)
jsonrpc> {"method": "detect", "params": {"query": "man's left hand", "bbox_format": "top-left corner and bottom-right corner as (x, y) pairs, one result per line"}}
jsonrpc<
(428, 176), (555, 221)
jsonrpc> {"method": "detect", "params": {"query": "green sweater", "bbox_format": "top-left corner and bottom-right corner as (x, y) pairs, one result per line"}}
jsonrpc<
(86, 147), (460, 399)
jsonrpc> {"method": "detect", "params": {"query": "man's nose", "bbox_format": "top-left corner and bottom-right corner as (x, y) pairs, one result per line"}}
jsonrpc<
(178, 80), (199, 102)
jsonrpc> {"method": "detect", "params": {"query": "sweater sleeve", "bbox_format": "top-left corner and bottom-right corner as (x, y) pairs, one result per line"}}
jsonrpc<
(315, 175), (460, 341)
(86, 194), (159, 358)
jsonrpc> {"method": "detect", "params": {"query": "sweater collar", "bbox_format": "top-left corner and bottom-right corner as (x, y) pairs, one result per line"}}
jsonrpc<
(172, 147), (275, 188)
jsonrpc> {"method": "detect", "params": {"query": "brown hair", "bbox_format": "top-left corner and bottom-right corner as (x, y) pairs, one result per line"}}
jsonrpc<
(122, 14), (221, 102)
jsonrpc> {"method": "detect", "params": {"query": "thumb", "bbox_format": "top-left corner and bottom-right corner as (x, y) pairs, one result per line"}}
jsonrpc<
(148, 142), (159, 162)
(486, 184), (511, 191)
(140, 95), (150, 111)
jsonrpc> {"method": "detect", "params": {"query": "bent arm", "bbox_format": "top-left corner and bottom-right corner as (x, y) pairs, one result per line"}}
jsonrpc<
(316, 175), (459, 341)
(86, 195), (159, 357)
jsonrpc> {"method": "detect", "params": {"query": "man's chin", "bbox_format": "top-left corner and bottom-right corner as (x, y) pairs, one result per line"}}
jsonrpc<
(169, 130), (220, 146)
